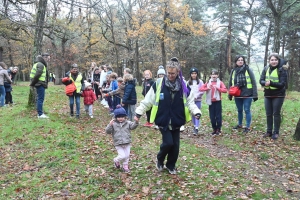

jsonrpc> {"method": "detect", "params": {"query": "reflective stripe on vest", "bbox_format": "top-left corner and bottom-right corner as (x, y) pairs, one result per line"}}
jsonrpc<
(265, 67), (279, 89)
(69, 73), (83, 93)
(232, 70), (252, 89)
(30, 63), (46, 81)
(149, 78), (191, 123)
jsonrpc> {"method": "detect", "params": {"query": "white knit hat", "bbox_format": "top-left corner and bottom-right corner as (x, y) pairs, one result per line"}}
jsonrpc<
(157, 65), (166, 75)
(85, 82), (92, 88)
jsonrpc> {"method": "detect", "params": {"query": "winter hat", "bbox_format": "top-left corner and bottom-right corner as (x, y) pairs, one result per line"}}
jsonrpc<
(114, 105), (127, 118)
(190, 67), (199, 75)
(85, 82), (92, 88)
(157, 65), (166, 75)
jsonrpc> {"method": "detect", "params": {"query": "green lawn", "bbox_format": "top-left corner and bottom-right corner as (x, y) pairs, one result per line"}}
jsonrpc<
(0, 82), (299, 199)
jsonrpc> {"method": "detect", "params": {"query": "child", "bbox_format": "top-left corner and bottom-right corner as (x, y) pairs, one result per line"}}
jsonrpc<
(105, 105), (139, 173)
(200, 70), (227, 135)
(104, 77), (125, 100)
(102, 74), (112, 109)
(188, 67), (204, 135)
(109, 72), (120, 111)
(157, 65), (166, 79)
(142, 70), (154, 127)
(81, 82), (97, 118)
(122, 74), (137, 121)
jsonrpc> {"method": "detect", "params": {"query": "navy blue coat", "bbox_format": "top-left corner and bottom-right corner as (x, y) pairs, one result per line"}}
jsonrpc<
(122, 80), (137, 105)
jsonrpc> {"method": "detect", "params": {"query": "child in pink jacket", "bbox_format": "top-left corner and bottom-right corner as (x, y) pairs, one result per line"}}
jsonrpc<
(200, 70), (227, 135)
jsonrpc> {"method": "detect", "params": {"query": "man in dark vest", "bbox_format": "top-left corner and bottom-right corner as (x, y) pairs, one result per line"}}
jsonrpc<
(30, 53), (50, 118)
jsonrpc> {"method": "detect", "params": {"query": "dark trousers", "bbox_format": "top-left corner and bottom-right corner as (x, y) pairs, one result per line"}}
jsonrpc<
(264, 97), (285, 133)
(209, 101), (222, 130)
(93, 84), (101, 99)
(157, 128), (180, 170)
(5, 92), (13, 104)
(146, 108), (152, 123)
(112, 96), (121, 110)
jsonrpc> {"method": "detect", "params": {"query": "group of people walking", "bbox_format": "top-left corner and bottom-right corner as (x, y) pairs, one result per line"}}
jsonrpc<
(27, 53), (288, 174)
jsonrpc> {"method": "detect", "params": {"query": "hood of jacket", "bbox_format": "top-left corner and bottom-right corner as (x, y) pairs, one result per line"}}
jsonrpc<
(34, 55), (47, 67)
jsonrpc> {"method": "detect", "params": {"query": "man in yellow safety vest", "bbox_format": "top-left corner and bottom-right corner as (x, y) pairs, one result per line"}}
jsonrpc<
(30, 53), (50, 118)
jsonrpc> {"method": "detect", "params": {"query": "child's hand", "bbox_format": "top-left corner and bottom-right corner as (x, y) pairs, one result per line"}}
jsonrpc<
(109, 119), (115, 126)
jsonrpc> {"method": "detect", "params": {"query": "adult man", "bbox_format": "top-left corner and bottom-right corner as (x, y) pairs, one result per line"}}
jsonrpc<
(5, 66), (18, 104)
(30, 53), (50, 118)
(134, 57), (201, 174)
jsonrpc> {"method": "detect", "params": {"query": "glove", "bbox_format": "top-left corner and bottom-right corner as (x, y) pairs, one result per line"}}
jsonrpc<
(228, 96), (232, 101)
(253, 97), (258, 102)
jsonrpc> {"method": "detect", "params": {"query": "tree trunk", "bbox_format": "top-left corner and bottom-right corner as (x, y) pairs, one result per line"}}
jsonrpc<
(226, 0), (232, 70)
(0, 47), (3, 62)
(293, 118), (300, 141)
(28, 0), (48, 108)
(264, 21), (272, 67)
(135, 40), (141, 85)
(161, 5), (168, 68)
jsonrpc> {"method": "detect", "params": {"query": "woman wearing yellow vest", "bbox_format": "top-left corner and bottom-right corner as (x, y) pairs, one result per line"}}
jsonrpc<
(63, 64), (84, 118)
(134, 57), (201, 175)
(228, 55), (258, 133)
(259, 53), (288, 140)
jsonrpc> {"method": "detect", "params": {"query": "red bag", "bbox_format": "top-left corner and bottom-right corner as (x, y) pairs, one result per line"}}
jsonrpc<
(65, 82), (76, 96)
(229, 86), (241, 96)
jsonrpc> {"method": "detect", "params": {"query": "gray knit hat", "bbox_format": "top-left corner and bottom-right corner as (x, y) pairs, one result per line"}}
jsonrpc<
(157, 65), (166, 75)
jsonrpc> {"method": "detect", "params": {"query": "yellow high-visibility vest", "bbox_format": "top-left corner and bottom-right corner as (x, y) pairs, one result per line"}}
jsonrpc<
(150, 78), (191, 123)
(30, 63), (46, 81)
(232, 70), (252, 89)
(69, 73), (83, 93)
(265, 67), (279, 89)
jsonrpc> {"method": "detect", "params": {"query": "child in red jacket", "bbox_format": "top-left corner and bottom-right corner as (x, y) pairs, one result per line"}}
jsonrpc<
(81, 82), (97, 118)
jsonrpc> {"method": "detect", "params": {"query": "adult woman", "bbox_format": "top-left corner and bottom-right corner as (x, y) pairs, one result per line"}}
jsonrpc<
(228, 55), (258, 133)
(92, 67), (101, 100)
(64, 64), (84, 118)
(259, 53), (288, 140)
(0, 62), (12, 107)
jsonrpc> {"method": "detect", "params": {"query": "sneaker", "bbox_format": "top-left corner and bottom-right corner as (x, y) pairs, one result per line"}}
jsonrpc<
(211, 130), (216, 135)
(243, 128), (250, 133)
(114, 160), (120, 169)
(233, 125), (243, 129)
(154, 125), (159, 129)
(263, 132), (272, 138)
(215, 129), (221, 135)
(38, 114), (49, 119)
(122, 164), (130, 173)
(156, 160), (164, 172)
(104, 105), (109, 108)
(193, 127), (198, 135)
(166, 167), (177, 175)
(90, 115), (93, 118)
(143, 122), (153, 127)
(180, 126), (185, 132)
(272, 133), (279, 140)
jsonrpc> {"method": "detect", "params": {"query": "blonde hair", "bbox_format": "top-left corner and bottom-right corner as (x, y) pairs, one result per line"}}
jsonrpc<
(117, 77), (123, 82)
(143, 70), (152, 78)
(123, 74), (133, 82)
(0, 62), (8, 69)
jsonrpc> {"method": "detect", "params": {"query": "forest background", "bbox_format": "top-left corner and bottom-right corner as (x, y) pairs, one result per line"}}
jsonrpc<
(0, 0), (299, 89)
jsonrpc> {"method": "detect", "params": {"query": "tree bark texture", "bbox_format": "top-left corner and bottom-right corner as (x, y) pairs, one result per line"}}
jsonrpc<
(293, 118), (300, 141)
(226, 0), (232, 70)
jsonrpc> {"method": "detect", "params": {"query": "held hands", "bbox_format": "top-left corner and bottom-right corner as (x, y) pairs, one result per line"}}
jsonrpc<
(195, 113), (201, 119)
(265, 80), (270, 86)
(228, 96), (232, 101)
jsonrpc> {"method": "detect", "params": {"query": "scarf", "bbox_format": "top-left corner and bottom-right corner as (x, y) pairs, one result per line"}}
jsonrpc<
(235, 65), (247, 87)
(206, 78), (221, 105)
(165, 77), (181, 92)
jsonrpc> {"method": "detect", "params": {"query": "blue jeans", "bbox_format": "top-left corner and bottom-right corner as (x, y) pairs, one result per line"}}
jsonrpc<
(264, 97), (285, 133)
(69, 95), (81, 116)
(209, 101), (222, 130)
(0, 85), (5, 107)
(234, 97), (253, 128)
(35, 85), (45, 116)
(157, 128), (180, 171)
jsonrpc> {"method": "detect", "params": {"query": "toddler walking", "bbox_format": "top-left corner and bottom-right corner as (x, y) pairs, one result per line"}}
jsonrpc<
(81, 82), (97, 118)
(105, 105), (139, 173)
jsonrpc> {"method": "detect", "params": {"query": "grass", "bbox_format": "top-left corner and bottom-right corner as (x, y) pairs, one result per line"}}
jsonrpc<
(0, 82), (299, 199)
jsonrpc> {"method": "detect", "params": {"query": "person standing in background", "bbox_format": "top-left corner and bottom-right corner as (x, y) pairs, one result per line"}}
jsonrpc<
(29, 53), (50, 118)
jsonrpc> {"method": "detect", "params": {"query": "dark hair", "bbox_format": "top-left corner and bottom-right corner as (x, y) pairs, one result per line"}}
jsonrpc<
(268, 53), (280, 61)
(234, 55), (247, 66)
(71, 63), (78, 69)
(211, 69), (219, 75)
